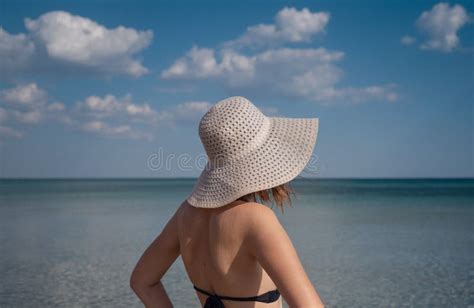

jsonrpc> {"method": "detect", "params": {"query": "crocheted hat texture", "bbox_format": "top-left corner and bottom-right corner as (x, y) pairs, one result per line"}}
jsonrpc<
(186, 96), (319, 208)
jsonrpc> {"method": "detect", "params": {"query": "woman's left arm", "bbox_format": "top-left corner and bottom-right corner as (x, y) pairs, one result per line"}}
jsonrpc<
(130, 206), (181, 308)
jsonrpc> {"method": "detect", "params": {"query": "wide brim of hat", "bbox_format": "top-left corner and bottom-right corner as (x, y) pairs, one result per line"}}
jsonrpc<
(186, 117), (319, 208)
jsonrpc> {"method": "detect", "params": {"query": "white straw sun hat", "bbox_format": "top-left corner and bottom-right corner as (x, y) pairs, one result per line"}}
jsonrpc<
(187, 96), (319, 208)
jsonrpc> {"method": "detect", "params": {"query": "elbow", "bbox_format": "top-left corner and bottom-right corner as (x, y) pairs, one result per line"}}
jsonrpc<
(129, 271), (139, 293)
(130, 268), (160, 297)
(129, 268), (144, 294)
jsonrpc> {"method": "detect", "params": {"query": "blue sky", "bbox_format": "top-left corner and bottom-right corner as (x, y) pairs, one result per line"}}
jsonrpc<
(0, 0), (472, 178)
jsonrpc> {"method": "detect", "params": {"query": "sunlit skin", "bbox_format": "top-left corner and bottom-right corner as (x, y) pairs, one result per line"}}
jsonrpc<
(130, 199), (325, 308)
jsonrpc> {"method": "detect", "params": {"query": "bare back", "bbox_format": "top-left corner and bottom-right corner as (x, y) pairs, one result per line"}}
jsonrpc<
(178, 200), (282, 308)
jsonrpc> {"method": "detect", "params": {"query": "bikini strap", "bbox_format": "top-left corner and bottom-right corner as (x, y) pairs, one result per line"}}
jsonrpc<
(194, 285), (225, 308)
(194, 285), (215, 297)
(193, 285), (280, 303)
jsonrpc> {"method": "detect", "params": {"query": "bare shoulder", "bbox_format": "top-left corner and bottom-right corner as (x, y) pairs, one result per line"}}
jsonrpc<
(234, 202), (278, 219)
(233, 202), (282, 235)
(177, 200), (196, 217)
(174, 201), (193, 229)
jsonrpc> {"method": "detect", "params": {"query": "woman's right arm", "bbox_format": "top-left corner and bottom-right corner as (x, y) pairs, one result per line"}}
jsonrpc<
(245, 203), (325, 308)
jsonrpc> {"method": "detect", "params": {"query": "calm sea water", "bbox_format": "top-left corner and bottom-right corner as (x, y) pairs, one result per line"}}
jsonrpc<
(0, 179), (473, 307)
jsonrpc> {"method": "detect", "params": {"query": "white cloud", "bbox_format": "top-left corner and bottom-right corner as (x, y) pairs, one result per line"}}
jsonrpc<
(74, 95), (212, 140)
(162, 47), (342, 81)
(161, 6), (397, 105)
(0, 126), (23, 139)
(82, 121), (125, 135)
(11, 110), (42, 124)
(161, 46), (224, 79)
(126, 104), (155, 117)
(0, 83), (67, 139)
(160, 46), (258, 81)
(47, 102), (65, 111)
(0, 83), (47, 107)
(416, 3), (470, 52)
(126, 100), (212, 127)
(223, 7), (330, 48)
(172, 101), (212, 122)
(81, 120), (152, 140)
(0, 27), (35, 74)
(73, 94), (157, 140)
(77, 94), (157, 120)
(0, 11), (153, 78)
(400, 35), (417, 45)
(162, 46), (396, 104)
(0, 84), (212, 141)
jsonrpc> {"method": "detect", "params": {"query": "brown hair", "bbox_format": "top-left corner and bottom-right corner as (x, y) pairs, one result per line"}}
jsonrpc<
(238, 182), (294, 213)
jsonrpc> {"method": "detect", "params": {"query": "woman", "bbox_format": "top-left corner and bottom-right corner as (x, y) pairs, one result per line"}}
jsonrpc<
(130, 96), (324, 307)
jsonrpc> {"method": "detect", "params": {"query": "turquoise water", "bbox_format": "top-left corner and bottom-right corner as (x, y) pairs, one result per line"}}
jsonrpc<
(0, 179), (473, 307)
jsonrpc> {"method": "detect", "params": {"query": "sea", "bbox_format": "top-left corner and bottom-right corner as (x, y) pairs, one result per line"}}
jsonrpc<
(0, 178), (473, 307)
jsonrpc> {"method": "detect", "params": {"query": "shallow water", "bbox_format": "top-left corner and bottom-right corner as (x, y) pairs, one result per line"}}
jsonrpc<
(0, 179), (473, 307)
